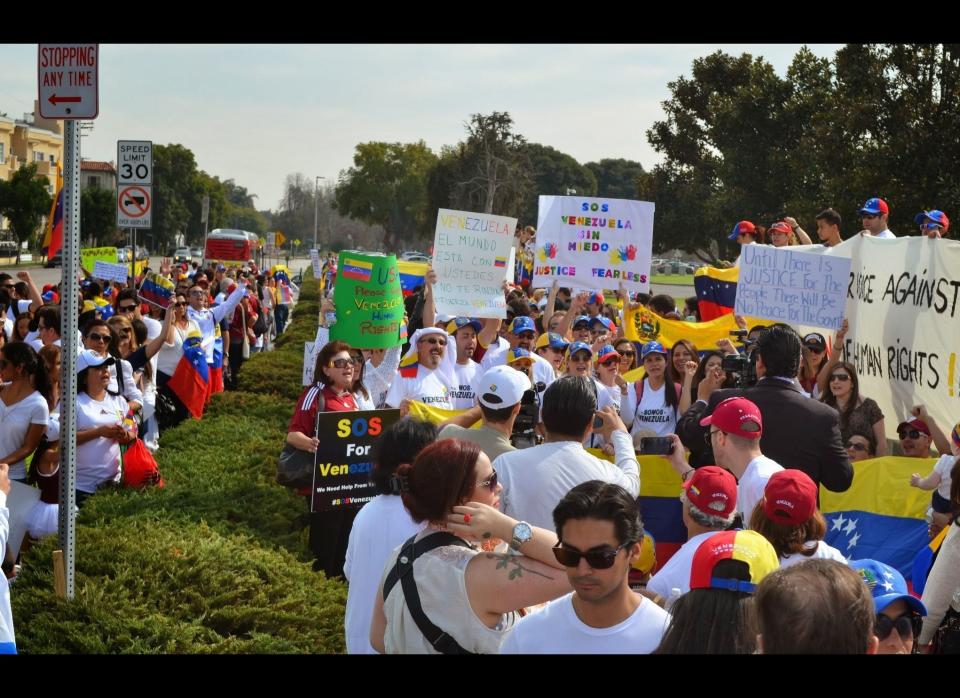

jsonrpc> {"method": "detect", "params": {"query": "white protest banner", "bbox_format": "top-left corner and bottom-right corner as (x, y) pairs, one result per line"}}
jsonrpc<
(310, 249), (323, 279)
(432, 208), (517, 319)
(92, 260), (130, 283)
(735, 245), (851, 331)
(303, 326), (329, 385)
(533, 195), (654, 293)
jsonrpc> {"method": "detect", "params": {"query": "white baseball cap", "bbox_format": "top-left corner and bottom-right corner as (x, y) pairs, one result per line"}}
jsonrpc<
(477, 364), (531, 409)
(77, 349), (116, 373)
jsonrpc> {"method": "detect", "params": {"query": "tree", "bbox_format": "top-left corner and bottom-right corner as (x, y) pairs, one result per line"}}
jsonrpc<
(334, 141), (437, 247)
(80, 187), (117, 246)
(153, 144), (201, 250)
(584, 158), (645, 200)
(519, 144), (597, 225)
(0, 163), (51, 262)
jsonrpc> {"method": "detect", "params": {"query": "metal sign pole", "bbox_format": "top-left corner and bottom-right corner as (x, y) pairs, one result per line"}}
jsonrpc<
(58, 119), (80, 600)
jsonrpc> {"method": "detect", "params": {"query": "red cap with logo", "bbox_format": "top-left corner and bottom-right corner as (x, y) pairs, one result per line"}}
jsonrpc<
(684, 466), (738, 518)
(763, 469), (817, 526)
(699, 397), (763, 439)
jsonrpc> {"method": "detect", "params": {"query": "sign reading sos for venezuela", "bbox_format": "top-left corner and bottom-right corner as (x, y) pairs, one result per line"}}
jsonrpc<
(311, 409), (401, 512)
(533, 196), (655, 293)
(330, 251), (405, 349)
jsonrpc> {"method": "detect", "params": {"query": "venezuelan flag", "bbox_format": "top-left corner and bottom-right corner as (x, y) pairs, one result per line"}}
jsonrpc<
(397, 260), (428, 297)
(168, 333), (210, 419)
(93, 296), (114, 320)
(341, 257), (373, 282)
(41, 164), (64, 260)
(912, 524), (949, 595)
(407, 401), (481, 428)
(820, 456), (933, 579)
(624, 307), (763, 353)
(494, 256), (507, 268)
(694, 266), (739, 321)
(139, 272), (175, 308)
(207, 326), (225, 398)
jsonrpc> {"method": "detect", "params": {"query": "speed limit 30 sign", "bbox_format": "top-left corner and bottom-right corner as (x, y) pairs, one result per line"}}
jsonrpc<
(117, 140), (152, 228)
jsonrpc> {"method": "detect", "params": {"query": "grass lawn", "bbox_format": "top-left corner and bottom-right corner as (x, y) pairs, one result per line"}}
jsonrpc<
(649, 274), (695, 286)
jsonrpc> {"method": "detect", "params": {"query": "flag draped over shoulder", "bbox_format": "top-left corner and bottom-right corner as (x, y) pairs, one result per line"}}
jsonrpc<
(624, 306), (763, 353)
(208, 327), (225, 398)
(694, 265), (739, 320)
(41, 164), (64, 260)
(167, 332), (210, 419)
(820, 456), (932, 579)
(397, 260), (428, 297)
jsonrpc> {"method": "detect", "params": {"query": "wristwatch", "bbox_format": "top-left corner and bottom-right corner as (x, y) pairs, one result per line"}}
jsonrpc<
(510, 521), (533, 551)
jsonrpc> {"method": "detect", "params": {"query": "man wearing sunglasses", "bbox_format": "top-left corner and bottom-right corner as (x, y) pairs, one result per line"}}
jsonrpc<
(116, 288), (162, 341)
(914, 209), (950, 239)
(185, 278), (247, 385)
(385, 327), (456, 412)
(500, 480), (669, 654)
(858, 197), (896, 239)
(850, 559), (928, 654)
(897, 407), (952, 459)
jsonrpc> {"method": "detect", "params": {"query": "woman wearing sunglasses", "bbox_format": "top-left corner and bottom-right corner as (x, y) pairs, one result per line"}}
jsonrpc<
(819, 360), (887, 457)
(370, 438), (570, 654)
(799, 332), (829, 397)
(288, 340), (363, 579)
(614, 338), (637, 374)
(845, 430), (876, 462)
(850, 559), (928, 654)
(155, 295), (201, 428)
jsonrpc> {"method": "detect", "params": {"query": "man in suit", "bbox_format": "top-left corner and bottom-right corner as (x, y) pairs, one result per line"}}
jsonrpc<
(677, 324), (852, 493)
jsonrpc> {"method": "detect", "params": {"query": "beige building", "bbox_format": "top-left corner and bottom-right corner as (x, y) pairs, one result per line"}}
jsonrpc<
(80, 160), (116, 191)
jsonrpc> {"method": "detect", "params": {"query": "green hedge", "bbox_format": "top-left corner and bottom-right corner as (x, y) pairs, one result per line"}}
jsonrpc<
(11, 279), (349, 654)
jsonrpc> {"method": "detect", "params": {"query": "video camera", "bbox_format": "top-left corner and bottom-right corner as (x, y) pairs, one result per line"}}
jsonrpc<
(720, 330), (758, 388)
(511, 381), (546, 449)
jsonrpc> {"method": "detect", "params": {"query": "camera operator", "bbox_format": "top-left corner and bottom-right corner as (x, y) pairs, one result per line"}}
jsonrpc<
(677, 324), (852, 493)
(438, 364), (529, 462)
(494, 375), (640, 533)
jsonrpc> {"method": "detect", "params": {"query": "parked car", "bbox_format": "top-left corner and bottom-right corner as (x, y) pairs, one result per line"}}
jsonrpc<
(190, 247), (203, 260)
(45, 250), (62, 268)
(173, 247), (192, 264)
(400, 251), (431, 263)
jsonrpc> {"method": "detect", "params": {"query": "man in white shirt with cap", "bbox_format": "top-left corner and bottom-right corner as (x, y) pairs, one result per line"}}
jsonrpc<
(385, 326), (457, 412)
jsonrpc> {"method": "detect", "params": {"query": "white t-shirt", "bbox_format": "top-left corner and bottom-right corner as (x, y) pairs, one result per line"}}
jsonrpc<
(156, 321), (202, 378)
(384, 368), (452, 411)
(479, 336), (510, 371)
(343, 495), (425, 654)
(872, 229), (896, 239)
(646, 530), (719, 606)
(500, 592), (670, 654)
(450, 360), (481, 410)
(933, 454), (956, 500)
(780, 540), (847, 569)
(495, 430), (640, 532)
(623, 380), (678, 437)
(0, 390), (50, 480)
(737, 455), (785, 525)
(142, 315), (163, 341)
(2, 317), (11, 341)
(76, 392), (129, 493)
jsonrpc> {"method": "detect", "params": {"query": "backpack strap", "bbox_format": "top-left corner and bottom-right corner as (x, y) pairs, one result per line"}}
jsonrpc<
(383, 532), (475, 655)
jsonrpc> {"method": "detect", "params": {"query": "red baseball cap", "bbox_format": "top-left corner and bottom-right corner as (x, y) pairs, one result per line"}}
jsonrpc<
(897, 418), (931, 438)
(763, 470), (817, 526)
(689, 530), (779, 593)
(768, 221), (792, 235)
(700, 397), (763, 439)
(684, 466), (738, 518)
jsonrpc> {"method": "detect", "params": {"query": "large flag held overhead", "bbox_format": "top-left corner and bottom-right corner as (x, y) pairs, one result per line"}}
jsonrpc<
(167, 332), (210, 419)
(139, 272), (175, 308)
(694, 265), (739, 320)
(820, 456), (932, 580)
(623, 306), (763, 354)
(397, 260), (428, 297)
(41, 164), (64, 261)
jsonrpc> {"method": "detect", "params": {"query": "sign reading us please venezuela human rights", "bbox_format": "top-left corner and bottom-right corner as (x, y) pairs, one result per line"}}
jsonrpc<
(533, 196), (655, 293)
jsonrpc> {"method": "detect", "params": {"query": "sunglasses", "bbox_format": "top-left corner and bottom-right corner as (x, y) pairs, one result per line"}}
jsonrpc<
(86, 332), (111, 343)
(704, 428), (724, 445)
(329, 358), (355, 369)
(805, 345), (825, 353)
(119, 329), (132, 337)
(846, 441), (869, 451)
(418, 337), (447, 347)
(477, 469), (498, 492)
(600, 359), (619, 367)
(570, 353), (591, 362)
(173, 302), (187, 308)
(875, 613), (921, 641)
(898, 429), (924, 440)
(830, 373), (851, 382)
(119, 304), (138, 313)
(618, 350), (636, 357)
(552, 541), (631, 569)
(922, 222), (942, 230)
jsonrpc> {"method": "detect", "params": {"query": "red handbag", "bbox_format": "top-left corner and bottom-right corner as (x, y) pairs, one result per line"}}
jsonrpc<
(123, 439), (165, 489)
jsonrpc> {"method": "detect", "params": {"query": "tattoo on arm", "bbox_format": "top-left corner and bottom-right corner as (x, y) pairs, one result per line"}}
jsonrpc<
(485, 553), (553, 581)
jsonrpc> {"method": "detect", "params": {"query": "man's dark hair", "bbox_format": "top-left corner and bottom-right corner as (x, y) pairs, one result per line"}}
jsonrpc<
(553, 480), (642, 547)
(754, 324), (802, 379)
(83, 280), (103, 300)
(480, 402), (517, 425)
(36, 305), (61, 338)
(14, 281), (27, 300)
(506, 297), (532, 319)
(635, 292), (651, 306)
(649, 294), (676, 316)
(116, 288), (139, 307)
(0, 273), (12, 285)
(541, 375), (596, 439)
(372, 417), (438, 494)
(815, 208), (842, 227)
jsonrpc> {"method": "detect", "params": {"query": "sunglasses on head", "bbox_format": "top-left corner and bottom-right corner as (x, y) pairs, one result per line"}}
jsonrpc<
(875, 613), (921, 641)
(846, 441), (868, 451)
(552, 541), (631, 569)
(898, 429), (923, 440)
(329, 358), (355, 369)
(830, 373), (851, 382)
(476, 469), (498, 492)
(419, 337), (447, 346)
(86, 331), (110, 343)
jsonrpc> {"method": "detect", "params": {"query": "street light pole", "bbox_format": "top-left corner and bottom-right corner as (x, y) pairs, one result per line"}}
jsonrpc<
(314, 176), (325, 251)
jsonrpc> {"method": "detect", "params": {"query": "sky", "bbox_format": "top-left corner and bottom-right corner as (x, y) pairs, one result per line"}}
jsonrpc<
(2, 44), (843, 212)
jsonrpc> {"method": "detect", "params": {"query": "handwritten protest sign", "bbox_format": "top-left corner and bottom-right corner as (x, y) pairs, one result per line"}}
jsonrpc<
(92, 260), (130, 283)
(432, 208), (517, 319)
(735, 245), (851, 331)
(533, 196), (654, 293)
(81, 246), (118, 273)
(310, 249), (323, 279)
(330, 252), (404, 349)
(311, 409), (401, 512)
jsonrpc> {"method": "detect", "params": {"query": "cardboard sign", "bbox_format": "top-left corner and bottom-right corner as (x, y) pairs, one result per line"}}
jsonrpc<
(311, 409), (401, 512)
(92, 260), (129, 283)
(310, 249), (323, 279)
(533, 196), (655, 292)
(330, 252), (405, 349)
(432, 208), (517, 318)
(303, 327), (329, 386)
(80, 246), (117, 273)
(735, 245), (851, 331)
